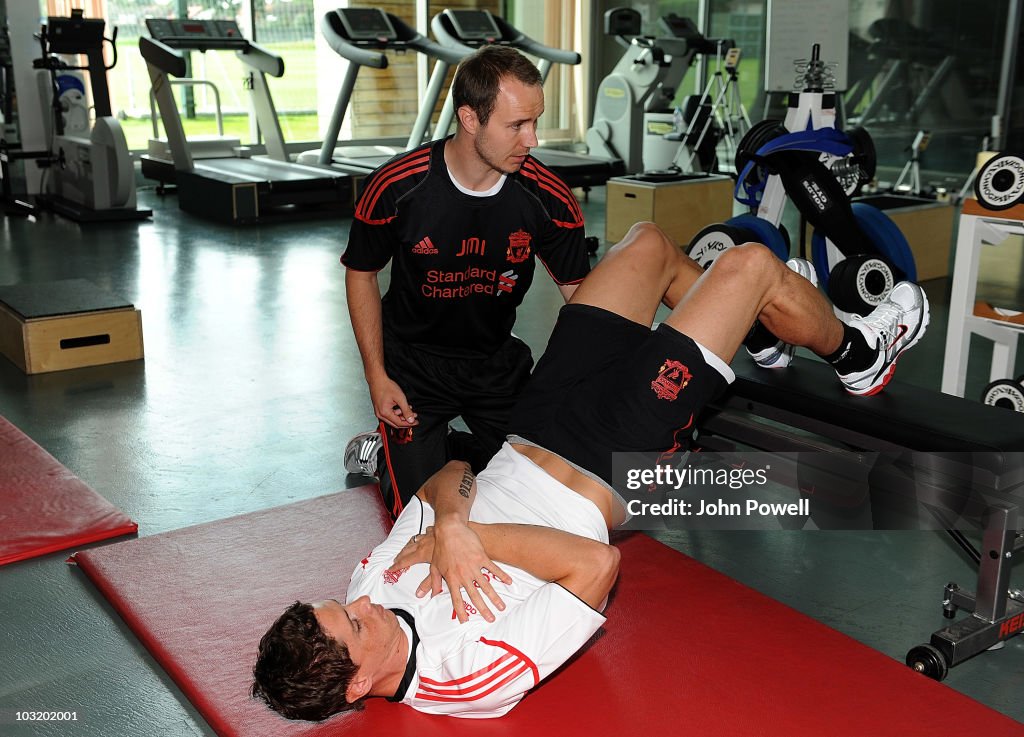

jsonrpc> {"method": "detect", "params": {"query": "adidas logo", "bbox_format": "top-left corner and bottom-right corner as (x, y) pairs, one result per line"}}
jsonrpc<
(412, 236), (438, 255)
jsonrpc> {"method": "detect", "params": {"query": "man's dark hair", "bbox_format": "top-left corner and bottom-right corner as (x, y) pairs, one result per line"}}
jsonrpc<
(452, 45), (543, 126)
(251, 601), (364, 721)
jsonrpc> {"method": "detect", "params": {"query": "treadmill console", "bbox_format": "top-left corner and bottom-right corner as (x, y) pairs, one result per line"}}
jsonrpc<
(659, 14), (699, 41)
(604, 7), (641, 37)
(46, 10), (106, 54)
(335, 8), (397, 42)
(145, 18), (246, 46)
(442, 9), (501, 42)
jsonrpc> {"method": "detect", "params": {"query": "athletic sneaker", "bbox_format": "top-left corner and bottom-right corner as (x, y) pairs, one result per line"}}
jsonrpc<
(343, 431), (382, 476)
(747, 258), (820, 368)
(838, 281), (930, 396)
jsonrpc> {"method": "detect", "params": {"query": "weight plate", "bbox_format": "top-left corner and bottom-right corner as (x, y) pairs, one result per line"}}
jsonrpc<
(726, 214), (790, 261)
(733, 120), (788, 205)
(982, 379), (1024, 412)
(811, 203), (915, 295)
(846, 125), (877, 183)
(734, 119), (788, 175)
(828, 254), (895, 315)
(687, 224), (751, 269)
(974, 153), (1024, 210)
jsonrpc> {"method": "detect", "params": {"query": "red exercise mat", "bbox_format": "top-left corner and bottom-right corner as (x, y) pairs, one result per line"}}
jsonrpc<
(75, 488), (1024, 737)
(0, 416), (137, 566)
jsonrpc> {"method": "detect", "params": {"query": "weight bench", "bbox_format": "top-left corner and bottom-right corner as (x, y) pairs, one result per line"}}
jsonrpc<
(700, 353), (1024, 679)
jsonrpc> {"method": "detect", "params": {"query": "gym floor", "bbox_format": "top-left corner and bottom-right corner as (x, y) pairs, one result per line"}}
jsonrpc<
(0, 182), (1022, 735)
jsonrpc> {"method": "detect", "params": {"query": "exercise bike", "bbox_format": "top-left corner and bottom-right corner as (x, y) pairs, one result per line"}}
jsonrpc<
(29, 9), (149, 222)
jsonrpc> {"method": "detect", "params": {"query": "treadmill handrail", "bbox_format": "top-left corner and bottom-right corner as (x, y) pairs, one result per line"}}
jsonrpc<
(429, 16), (480, 60)
(139, 36), (187, 78)
(147, 35), (249, 52)
(321, 11), (389, 69)
(321, 10), (468, 68)
(236, 42), (285, 78)
(149, 79), (226, 139)
(418, 34), (474, 65)
(492, 14), (580, 66)
(434, 11), (581, 67)
(140, 34), (284, 78)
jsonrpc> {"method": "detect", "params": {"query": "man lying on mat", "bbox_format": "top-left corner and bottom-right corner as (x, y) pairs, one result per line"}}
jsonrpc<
(251, 222), (929, 720)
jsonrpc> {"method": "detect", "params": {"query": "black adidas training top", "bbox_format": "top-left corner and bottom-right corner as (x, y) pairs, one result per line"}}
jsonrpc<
(343, 137), (590, 358)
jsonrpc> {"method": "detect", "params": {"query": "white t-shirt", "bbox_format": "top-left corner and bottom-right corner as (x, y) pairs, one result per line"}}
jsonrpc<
(346, 443), (608, 718)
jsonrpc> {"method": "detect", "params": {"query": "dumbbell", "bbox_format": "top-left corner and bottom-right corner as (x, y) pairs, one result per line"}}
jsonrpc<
(981, 377), (1024, 412)
(687, 214), (789, 269)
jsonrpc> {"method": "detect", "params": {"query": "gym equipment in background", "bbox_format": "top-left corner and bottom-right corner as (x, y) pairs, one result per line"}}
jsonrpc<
(25, 10), (150, 222)
(0, 278), (143, 374)
(432, 7), (624, 190)
(688, 211), (790, 268)
(973, 151), (1024, 211)
(891, 129), (930, 196)
(140, 18), (356, 224)
(295, 8), (467, 173)
(844, 18), (973, 128)
(943, 187), (1024, 401)
(583, 7), (731, 177)
(982, 377), (1024, 412)
(144, 61), (241, 183)
(688, 43), (915, 320)
(586, 8), (739, 249)
(662, 44), (750, 176)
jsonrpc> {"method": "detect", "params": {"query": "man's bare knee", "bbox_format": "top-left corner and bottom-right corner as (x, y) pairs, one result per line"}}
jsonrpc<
(710, 243), (784, 286)
(608, 221), (677, 263)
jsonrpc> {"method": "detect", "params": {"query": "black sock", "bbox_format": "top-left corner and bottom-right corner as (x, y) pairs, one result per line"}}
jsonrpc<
(743, 321), (778, 352)
(823, 323), (875, 374)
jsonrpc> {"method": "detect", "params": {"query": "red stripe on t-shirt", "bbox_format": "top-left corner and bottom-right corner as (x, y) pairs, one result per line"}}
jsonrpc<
(355, 151), (431, 223)
(359, 149), (429, 206)
(521, 160), (584, 225)
(415, 664), (531, 703)
(418, 653), (516, 688)
(417, 657), (523, 698)
(479, 637), (540, 685)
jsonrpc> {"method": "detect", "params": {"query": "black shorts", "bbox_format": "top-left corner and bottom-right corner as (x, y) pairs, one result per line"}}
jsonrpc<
(509, 304), (729, 486)
(378, 330), (534, 516)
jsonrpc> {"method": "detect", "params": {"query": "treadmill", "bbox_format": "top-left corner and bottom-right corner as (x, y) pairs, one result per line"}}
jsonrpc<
(296, 8), (469, 172)
(139, 19), (356, 224)
(431, 8), (625, 190)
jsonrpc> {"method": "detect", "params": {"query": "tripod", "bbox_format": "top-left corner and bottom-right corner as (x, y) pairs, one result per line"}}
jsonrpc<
(672, 44), (751, 174)
(892, 129), (930, 195)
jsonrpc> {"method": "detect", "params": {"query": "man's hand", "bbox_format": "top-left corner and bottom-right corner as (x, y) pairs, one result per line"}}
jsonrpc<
(413, 520), (512, 623)
(390, 526), (436, 567)
(368, 376), (417, 429)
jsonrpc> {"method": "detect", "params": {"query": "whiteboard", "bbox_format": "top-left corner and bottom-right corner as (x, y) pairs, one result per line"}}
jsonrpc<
(765, 0), (849, 92)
